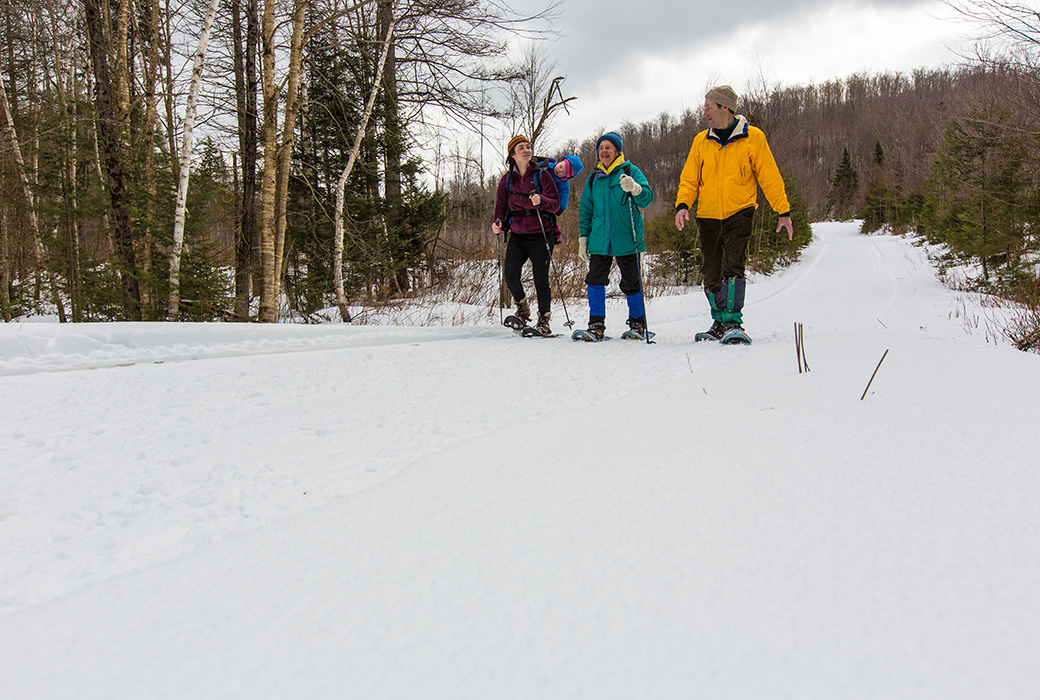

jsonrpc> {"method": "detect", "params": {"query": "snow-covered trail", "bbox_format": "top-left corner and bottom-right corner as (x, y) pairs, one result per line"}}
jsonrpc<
(2, 223), (1038, 699)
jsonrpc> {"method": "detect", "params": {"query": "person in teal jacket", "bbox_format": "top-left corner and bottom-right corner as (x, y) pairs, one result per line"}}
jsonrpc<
(577, 131), (654, 340)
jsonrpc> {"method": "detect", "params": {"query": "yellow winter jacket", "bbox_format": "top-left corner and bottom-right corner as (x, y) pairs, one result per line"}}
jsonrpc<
(674, 115), (789, 220)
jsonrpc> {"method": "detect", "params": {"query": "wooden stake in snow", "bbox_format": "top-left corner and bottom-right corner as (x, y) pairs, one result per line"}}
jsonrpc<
(795, 322), (810, 373)
(860, 349), (889, 400)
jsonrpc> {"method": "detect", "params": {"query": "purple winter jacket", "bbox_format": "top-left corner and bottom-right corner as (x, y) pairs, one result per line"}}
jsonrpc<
(492, 164), (560, 235)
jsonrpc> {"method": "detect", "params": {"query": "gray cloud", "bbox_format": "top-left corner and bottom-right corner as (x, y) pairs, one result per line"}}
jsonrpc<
(518, 0), (934, 93)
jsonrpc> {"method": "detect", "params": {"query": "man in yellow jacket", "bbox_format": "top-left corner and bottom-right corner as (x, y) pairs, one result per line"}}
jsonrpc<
(674, 85), (794, 344)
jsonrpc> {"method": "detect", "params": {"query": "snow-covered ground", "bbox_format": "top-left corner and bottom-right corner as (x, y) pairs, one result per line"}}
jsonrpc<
(2, 221), (1038, 699)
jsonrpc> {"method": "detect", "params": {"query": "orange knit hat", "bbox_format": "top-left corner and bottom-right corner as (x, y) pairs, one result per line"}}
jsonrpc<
(507, 134), (530, 156)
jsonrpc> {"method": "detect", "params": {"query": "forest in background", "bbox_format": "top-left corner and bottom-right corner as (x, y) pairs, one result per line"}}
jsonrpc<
(2, 0), (1040, 348)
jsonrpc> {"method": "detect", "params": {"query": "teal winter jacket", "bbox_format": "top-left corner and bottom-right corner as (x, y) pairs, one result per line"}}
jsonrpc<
(578, 159), (654, 257)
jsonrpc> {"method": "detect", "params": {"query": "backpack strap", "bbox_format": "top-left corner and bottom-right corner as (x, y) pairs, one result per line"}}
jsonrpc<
(504, 162), (555, 232)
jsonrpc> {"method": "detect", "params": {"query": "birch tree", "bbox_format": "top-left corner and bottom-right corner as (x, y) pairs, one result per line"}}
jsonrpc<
(169, 0), (222, 319)
(0, 55), (66, 321)
(333, 3), (397, 322)
(257, 0), (280, 322)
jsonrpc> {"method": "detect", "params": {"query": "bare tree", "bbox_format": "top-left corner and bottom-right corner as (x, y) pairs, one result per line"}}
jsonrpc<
(232, 0), (260, 320)
(272, 0), (308, 309)
(83, 0), (141, 319)
(506, 43), (575, 150)
(141, 0), (165, 318)
(0, 206), (9, 321)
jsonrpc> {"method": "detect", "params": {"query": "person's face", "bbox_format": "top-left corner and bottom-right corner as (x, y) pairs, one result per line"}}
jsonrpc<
(512, 140), (532, 164)
(554, 160), (568, 178)
(704, 99), (733, 130)
(598, 141), (618, 167)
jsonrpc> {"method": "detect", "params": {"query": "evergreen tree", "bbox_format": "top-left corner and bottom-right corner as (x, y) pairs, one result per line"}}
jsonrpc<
(860, 171), (896, 234)
(873, 139), (885, 167)
(750, 180), (813, 274)
(920, 106), (1034, 287)
(827, 146), (859, 220)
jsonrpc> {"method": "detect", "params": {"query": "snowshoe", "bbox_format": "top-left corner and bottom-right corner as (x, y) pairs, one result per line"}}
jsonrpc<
(521, 325), (561, 338)
(503, 315), (528, 331)
(572, 329), (610, 342)
(719, 323), (752, 345)
(572, 322), (608, 342)
(504, 299), (531, 330)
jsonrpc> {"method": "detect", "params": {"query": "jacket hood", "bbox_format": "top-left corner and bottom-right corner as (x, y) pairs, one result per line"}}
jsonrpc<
(560, 155), (584, 180)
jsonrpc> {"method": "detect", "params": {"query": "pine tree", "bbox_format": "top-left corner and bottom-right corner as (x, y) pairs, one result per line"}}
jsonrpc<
(859, 171), (895, 234)
(827, 146), (859, 220)
(920, 106), (1033, 287)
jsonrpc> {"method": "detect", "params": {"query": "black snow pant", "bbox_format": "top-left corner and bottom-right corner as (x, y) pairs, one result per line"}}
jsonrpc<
(696, 206), (755, 323)
(504, 232), (554, 316)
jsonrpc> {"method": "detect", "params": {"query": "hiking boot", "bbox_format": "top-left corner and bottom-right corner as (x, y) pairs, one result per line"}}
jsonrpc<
(515, 298), (531, 323)
(621, 316), (647, 340)
(534, 311), (552, 336)
(586, 321), (605, 341)
(694, 320), (726, 342)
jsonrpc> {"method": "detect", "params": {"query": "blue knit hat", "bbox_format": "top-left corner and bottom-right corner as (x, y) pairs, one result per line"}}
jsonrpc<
(597, 131), (623, 153)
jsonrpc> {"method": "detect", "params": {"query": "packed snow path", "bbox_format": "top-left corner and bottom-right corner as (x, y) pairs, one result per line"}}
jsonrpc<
(2, 222), (1038, 699)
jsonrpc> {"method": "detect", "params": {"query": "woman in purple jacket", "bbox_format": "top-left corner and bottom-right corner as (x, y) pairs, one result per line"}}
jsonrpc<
(492, 134), (561, 336)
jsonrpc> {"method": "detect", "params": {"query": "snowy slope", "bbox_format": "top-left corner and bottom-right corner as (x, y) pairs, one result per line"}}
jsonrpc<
(1, 222), (1038, 699)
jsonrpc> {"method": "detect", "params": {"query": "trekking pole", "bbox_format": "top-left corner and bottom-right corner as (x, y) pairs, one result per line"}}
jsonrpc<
(535, 206), (575, 328)
(627, 192), (654, 344)
(494, 221), (504, 326)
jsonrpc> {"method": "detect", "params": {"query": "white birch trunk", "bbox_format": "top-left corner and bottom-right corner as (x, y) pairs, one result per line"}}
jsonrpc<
(168, 0), (222, 319)
(0, 72), (43, 270)
(333, 5), (397, 322)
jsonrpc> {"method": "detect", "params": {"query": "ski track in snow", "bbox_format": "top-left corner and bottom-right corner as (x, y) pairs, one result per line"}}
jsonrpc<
(2, 222), (1037, 700)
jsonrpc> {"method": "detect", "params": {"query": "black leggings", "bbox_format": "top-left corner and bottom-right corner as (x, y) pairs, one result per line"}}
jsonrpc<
(504, 233), (554, 315)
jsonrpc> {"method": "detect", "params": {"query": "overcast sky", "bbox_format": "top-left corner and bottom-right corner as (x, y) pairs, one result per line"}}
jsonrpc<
(495, 0), (975, 153)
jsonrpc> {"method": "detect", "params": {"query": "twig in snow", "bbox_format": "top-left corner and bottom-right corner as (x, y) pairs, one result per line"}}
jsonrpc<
(860, 349), (889, 400)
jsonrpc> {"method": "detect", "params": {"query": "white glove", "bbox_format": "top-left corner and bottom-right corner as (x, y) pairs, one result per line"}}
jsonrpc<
(619, 174), (642, 197)
(578, 236), (590, 263)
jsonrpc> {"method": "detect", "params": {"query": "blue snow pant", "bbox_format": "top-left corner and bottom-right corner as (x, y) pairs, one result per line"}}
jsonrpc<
(585, 253), (644, 324)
